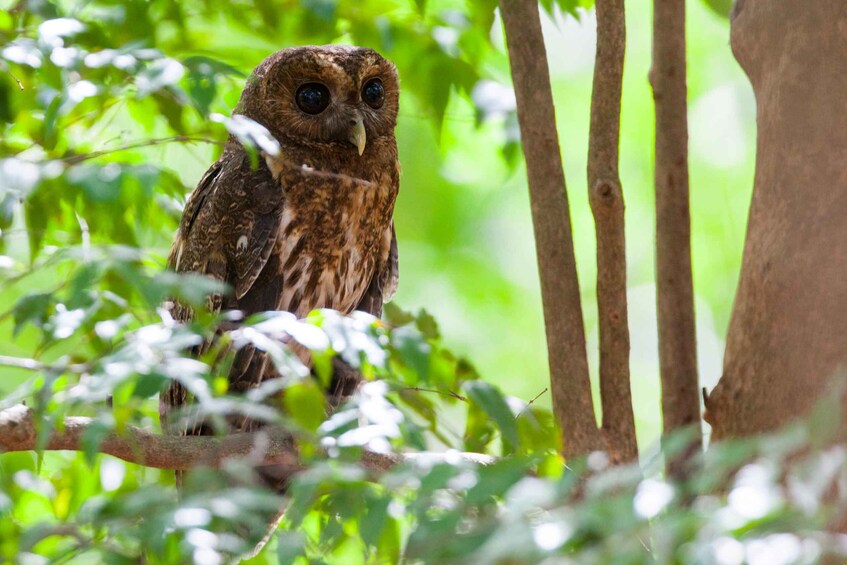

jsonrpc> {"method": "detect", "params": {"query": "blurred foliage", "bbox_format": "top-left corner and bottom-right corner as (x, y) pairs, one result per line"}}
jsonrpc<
(0, 0), (789, 563)
(0, 0), (755, 449)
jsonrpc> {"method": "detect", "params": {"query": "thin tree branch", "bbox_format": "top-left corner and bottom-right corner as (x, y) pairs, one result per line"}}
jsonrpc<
(499, 0), (603, 459)
(401, 387), (467, 402)
(515, 387), (548, 420)
(650, 0), (702, 477)
(60, 136), (225, 165)
(4, 68), (24, 90)
(0, 354), (89, 374)
(0, 404), (494, 474)
(589, 0), (637, 463)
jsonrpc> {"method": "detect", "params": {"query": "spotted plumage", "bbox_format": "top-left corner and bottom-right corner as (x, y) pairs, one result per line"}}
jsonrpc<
(159, 46), (400, 485)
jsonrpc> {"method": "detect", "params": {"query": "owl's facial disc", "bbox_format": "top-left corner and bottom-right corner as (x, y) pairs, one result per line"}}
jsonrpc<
(348, 112), (367, 156)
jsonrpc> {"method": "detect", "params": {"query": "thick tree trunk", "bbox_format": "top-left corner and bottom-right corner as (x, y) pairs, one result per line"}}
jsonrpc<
(706, 0), (847, 439)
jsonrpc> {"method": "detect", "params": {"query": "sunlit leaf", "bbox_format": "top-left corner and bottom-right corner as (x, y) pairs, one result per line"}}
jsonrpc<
(701, 0), (733, 19)
(284, 380), (327, 434)
(463, 381), (519, 453)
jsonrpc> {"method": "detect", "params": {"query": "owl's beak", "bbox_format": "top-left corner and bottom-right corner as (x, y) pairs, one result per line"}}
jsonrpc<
(347, 115), (367, 156)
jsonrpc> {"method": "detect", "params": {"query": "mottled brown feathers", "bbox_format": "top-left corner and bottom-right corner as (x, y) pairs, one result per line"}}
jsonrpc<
(160, 47), (401, 483)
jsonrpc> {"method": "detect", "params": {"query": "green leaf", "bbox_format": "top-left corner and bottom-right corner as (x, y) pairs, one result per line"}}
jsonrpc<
(463, 398), (495, 453)
(515, 406), (560, 454)
(555, 0), (596, 16)
(415, 309), (440, 340)
(466, 456), (533, 504)
(376, 516), (401, 563)
(12, 292), (53, 336)
(361, 495), (390, 547)
(218, 113), (281, 156)
(383, 302), (414, 326)
(700, 0), (733, 18)
(463, 381), (519, 453)
(132, 373), (167, 398)
(41, 94), (61, 151)
(277, 530), (306, 563)
(81, 419), (112, 466)
(391, 326), (431, 381)
(284, 381), (327, 434)
(182, 56), (241, 117)
(24, 187), (50, 263)
(152, 91), (186, 134)
(469, 0), (498, 35)
(0, 77), (13, 123)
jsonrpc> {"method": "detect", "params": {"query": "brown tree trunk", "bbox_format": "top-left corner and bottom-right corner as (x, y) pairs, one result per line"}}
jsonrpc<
(499, 0), (604, 458)
(589, 0), (637, 464)
(706, 0), (847, 439)
(650, 0), (702, 474)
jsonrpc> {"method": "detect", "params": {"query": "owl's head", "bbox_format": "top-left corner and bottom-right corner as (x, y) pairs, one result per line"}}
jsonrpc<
(235, 45), (399, 157)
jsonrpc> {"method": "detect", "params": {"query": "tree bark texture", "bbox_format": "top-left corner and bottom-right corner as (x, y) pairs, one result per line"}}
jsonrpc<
(706, 0), (847, 439)
(499, 0), (603, 458)
(589, 0), (637, 463)
(0, 404), (494, 473)
(650, 0), (702, 474)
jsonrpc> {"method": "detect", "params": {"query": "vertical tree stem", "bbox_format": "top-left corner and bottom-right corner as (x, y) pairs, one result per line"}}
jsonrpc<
(589, 0), (637, 463)
(499, 0), (602, 458)
(650, 0), (702, 476)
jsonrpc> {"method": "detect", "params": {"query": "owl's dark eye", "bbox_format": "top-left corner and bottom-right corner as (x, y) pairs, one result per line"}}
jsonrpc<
(362, 78), (385, 109)
(295, 83), (331, 115)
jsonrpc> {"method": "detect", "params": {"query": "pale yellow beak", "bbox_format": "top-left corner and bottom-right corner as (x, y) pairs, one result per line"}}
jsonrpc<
(348, 116), (367, 156)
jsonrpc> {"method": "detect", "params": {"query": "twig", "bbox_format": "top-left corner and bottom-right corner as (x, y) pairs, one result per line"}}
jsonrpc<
(589, 0), (638, 463)
(60, 136), (225, 165)
(0, 354), (88, 375)
(401, 387), (467, 402)
(499, 0), (602, 459)
(515, 387), (548, 420)
(526, 387), (548, 407)
(0, 404), (495, 474)
(650, 0), (702, 477)
(5, 68), (24, 90)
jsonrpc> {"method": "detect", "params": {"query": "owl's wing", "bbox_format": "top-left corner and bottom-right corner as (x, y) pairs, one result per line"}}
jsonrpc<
(355, 222), (399, 317)
(162, 150), (284, 434)
(170, 151), (284, 311)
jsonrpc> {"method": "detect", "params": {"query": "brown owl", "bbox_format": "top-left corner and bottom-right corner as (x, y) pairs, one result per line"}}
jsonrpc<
(160, 46), (400, 485)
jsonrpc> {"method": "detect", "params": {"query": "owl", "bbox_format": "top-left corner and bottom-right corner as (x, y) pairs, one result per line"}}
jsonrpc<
(159, 46), (400, 485)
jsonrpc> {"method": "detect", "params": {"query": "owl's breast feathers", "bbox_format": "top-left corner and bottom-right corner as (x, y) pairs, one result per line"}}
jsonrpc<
(168, 137), (399, 323)
(269, 151), (399, 318)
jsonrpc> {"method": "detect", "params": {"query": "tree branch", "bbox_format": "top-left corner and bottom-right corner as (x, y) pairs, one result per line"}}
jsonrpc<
(589, 0), (637, 463)
(60, 136), (225, 165)
(0, 404), (494, 474)
(650, 0), (702, 476)
(499, 0), (603, 458)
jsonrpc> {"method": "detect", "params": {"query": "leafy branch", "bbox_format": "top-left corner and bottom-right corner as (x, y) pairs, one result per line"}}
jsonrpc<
(0, 403), (494, 473)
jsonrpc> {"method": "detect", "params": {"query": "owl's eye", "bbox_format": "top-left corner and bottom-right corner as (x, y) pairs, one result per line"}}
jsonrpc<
(362, 78), (385, 109)
(295, 83), (331, 115)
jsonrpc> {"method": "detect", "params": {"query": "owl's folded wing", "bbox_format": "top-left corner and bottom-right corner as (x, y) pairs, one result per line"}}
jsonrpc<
(354, 222), (399, 317)
(169, 151), (284, 315)
(162, 150), (284, 434)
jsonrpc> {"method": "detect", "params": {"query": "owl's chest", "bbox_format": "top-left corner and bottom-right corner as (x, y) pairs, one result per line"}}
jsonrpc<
(274, 177), (394, 318)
